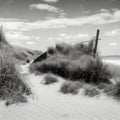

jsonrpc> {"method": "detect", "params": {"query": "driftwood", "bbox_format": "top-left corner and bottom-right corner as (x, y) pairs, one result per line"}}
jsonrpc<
(33, 52), (47, 63)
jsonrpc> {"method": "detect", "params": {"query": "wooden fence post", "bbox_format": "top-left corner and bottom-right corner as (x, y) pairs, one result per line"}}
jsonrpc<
(93, 29), (100, 58)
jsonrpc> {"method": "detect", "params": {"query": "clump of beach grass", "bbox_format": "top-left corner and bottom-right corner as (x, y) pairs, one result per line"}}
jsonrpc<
(60, 81), (83, 94)
(41, 74), (58, 85)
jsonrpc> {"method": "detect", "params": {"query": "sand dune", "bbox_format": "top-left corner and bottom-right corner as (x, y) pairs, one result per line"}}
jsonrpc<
(0, 62), (120, 120)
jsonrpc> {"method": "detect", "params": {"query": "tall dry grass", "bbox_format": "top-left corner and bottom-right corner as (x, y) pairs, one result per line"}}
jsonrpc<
(0, 50), (31, 105)
(0, 28), (31, 105)
(30, 42), (112, 85)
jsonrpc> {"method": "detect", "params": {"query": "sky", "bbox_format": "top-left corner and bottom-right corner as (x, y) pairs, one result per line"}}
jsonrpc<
(0, 0), (120, 55)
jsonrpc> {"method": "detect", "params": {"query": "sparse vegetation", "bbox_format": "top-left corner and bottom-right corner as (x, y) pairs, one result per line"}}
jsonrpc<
(83, 84), (100, 97)
(12, 46), (41, 64)
(41, 74), (58, 85)
(102, 81), (120, 99)
(60, 81), (83, 94)
(113, 82), (120, 99)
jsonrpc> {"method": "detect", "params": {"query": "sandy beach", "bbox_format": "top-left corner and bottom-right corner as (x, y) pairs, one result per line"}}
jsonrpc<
(0, 60), (120, 120)
(0, 0), (120, 119)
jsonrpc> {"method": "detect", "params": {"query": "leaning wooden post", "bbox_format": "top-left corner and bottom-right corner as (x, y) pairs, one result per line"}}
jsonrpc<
(93, 29), (100, 58)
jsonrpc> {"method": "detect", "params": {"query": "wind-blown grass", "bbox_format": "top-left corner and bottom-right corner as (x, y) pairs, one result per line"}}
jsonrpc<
(28, 34), (120, 100)
(0, 28), (31, 105)
(41, 74), (58, 85)
(30, 42), (112, 85)
(0, 50), (31, 105)
(60, 81), (83, 94)
(83, 84), (100, 97)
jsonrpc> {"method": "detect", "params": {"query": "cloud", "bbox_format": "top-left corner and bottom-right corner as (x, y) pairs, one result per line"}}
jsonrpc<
(104, 29), (120, 36)
(59, 33), (89, 39)
(109, 0), (117, 2)
(5, 31), (39, 45)
(26, 41), (36, 45)
(5, 31), (30, 41)
(0, 18), (28, 31)
(29, 3), (60, 13)
(41, 0), (59, 3)
(29, 3), (65, 17)
(48, 33), (89, 45)
(1, 9), (120, 31)
(108, 42), (117, 46)
(99, 9), (109, 13)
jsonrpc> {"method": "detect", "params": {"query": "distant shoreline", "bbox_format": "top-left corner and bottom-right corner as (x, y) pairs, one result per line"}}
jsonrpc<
(101, 55), (120, 60)
(101, 55), (120, 59)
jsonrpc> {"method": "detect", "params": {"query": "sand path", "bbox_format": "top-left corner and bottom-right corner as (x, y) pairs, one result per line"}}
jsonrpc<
(0, 62), (120, 120)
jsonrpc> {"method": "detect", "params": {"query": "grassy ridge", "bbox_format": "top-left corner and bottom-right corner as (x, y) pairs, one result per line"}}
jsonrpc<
(0, 28), (31, 105)
(30, 42), (112, 84)
(13, 46), (41, 64)
(0, 50), (31, 105)
(0, 28), (41, 64)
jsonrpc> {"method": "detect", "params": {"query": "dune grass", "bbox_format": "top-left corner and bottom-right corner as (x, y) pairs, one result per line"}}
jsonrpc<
(13, 46), (41, 64)
(41, 74), (58, 85)
(60, 80), (100, 96)
(0, 28), (31, 105)
(60, 81), (83, 94)
(0, 50), (31, 105)
(83, 84), (100, 97)
(29, 41), (120, 99)
(30, 42), (112, 85)
(101, 81), (120, 99)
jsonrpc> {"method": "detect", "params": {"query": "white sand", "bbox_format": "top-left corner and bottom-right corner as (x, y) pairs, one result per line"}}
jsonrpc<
(0, 63), (120, 120)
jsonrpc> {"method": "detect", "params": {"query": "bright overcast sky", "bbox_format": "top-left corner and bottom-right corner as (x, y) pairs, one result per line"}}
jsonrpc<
(0, 0), (120, 55)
